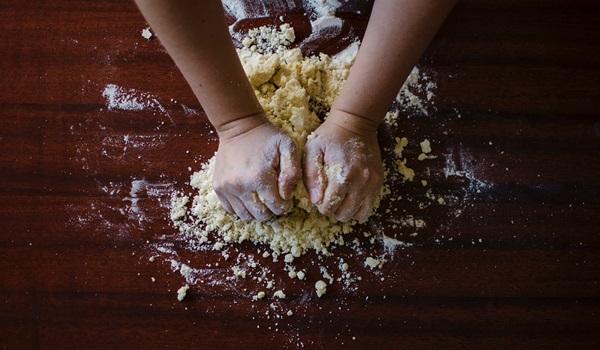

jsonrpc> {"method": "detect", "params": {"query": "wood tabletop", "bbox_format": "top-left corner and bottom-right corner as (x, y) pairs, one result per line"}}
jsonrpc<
(2, 0), (600, 349)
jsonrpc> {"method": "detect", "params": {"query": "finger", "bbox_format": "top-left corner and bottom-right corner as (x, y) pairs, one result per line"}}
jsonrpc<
(356, 166), (384, 222)
(335, 187), (365, 223)
(335, 167), (372, 222)
(229, 196), (253, 221)
(303, 140), (326, 204)
(319, 179), (350, 216)
(241, 192), (273, 222)
(215, 190), (234, 214)
(354, 194), (374, 223)
(278, 137), (301, 200)
(355, 178), (381, 223)
(257, 186), (288, 216)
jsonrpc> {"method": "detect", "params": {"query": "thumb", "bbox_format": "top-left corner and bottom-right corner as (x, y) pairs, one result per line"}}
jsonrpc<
(303, 140), (325, 204)
(278, 137), (301, 200)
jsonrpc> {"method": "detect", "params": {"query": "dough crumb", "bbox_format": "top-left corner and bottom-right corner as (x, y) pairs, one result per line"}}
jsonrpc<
(176, 284), (189, 301)
(420, 139), (432, 154)
(364, 257), (385, 269)
(273, 290), (286, 299)
(315, 280), (327, 297)
(141, 27), (153, 40)
(253, 291), (266, 301)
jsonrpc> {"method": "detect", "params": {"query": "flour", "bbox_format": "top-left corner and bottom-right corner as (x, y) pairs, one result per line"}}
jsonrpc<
(102, 84), (166, 113)
(396, 67), (436, 116)
(303, 0), (342, 19)
(302, 15), (344, 44)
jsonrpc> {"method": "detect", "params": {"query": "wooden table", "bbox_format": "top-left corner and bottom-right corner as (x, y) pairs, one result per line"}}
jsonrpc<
(2, 1), (600, 348)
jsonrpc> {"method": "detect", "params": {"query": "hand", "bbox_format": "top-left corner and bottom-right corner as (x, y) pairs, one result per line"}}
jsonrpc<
(214, 117), (301, 222)
(303, 109), (384, 223)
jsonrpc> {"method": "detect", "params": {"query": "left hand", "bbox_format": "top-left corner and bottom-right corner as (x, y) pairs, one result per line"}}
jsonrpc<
(303, 109), (384, 223)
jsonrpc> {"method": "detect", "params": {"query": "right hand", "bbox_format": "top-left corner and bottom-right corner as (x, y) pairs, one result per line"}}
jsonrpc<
(213, 117), (301, 222)
(303, 109), (384, 223)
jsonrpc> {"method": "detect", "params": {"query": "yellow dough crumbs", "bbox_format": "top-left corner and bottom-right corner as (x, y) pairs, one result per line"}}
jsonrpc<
(176, 284), (189, 302)
(393, 137), (415, 182)
(176, 24), (368, 258)
(417, 138), (436, 161)
(315, 280), (328, 297)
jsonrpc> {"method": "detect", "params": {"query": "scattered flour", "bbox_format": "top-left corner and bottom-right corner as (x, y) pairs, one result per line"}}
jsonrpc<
(303, 0), (342, 18)
(102, 84), (166, 113)
(382, 234), (413, 255)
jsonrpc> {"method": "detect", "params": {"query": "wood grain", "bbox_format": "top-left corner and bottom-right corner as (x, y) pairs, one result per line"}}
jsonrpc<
(1, 0), (600, 349)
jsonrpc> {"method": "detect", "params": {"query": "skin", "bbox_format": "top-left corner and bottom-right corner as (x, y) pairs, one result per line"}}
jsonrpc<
(305, 0), (456, 222)
(134, 0), (455, 223)
(135, 0), (300, 222)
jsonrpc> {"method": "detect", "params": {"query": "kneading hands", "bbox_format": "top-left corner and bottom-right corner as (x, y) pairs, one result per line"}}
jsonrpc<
(213, 108), (384, 223)
(134, 0), (456, 222)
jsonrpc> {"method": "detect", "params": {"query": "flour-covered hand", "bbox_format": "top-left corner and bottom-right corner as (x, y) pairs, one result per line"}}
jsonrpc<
(304, 109), (383, 223)
(214, 117), (301, 222)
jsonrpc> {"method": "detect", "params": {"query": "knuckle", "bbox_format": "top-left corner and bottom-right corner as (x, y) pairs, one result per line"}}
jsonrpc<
(336, 213), (350, 223)
(283, 169), (300, 184)
(361, 168), (371, 181)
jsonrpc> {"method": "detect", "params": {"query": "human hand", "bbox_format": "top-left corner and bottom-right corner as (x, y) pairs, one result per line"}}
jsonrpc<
(214, 116), (301, 222)
(303, 109), (384, 223)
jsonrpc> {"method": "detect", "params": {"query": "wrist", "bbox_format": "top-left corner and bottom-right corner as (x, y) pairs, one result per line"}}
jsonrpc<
(215, 111), (269, 141)
(325, 108), (379, 136)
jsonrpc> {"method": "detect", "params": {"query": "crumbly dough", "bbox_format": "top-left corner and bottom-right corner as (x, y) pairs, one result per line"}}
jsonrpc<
(172, 24), (431, 262)
(364, 256), (384, 269)
(180, 25), (362, 257)
(176, 284), (189, 301)
(273, 290), (286, 299)
(315, 280), (327, 297)
(393, 137), (415, 182)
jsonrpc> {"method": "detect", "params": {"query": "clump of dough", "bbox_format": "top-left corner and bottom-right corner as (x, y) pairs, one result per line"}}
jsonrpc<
(171, 24), (426, 261)
(176, 285), (189, 301)
(315, 280), (327, 297)
(178, 25), (368, 257)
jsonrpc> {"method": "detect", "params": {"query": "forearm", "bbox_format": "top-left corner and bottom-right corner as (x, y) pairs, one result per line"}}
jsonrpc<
(134, 0), (265, 137)
(331, 0), (456, 129)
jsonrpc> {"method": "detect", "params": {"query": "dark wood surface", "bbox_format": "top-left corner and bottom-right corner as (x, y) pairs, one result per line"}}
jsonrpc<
(2, 0), (600, 349)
